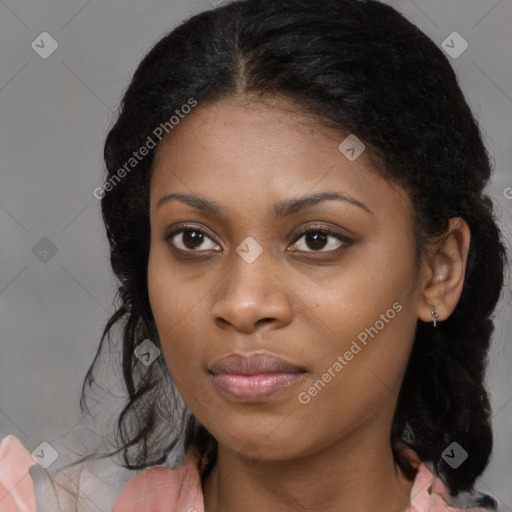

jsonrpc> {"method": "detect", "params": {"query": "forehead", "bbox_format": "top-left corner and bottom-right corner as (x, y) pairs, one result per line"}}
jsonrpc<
(149, 95), (410, 222)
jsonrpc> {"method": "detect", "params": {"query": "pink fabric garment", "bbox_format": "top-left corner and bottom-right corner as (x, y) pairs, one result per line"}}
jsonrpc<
(0, 435), (36, 512)
(0, 434), (493, 512)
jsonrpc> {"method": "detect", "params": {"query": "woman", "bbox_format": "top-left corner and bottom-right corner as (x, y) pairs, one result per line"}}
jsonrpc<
(1, 0), (507, 510)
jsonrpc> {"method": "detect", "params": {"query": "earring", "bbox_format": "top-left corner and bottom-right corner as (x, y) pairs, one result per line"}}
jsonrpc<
(431, 309), (439, 327)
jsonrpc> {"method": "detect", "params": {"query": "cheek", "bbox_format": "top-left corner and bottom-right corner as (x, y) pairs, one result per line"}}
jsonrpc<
(147, 243), (215, 392)
(148, 246), (188, 361)
(147, 250), (173, 330)
(287, 310), (417, 457)
(291, 242), (419, 406)
(147, 240), (198, 328)
(296, 241), (417, 345)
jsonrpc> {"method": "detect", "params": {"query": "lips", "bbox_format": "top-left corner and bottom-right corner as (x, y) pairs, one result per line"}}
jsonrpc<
(209, 351), (305, 375)
(208, 351), (306, 402)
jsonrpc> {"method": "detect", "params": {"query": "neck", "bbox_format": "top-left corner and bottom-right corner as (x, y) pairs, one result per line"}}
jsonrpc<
(202, 423), (414, 512)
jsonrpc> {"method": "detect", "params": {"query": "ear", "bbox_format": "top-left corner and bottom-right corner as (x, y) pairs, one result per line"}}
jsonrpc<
(417, 217), (471, 324)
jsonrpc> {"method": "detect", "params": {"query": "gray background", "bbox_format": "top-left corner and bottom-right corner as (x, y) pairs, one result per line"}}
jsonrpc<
(1, 0), (511, 510)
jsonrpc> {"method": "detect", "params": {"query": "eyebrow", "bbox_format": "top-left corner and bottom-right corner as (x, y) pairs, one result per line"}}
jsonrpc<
(156, 191), (372, 218)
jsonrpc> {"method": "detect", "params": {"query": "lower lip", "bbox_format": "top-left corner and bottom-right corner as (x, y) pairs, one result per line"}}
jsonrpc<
(211, 372), (305, 402)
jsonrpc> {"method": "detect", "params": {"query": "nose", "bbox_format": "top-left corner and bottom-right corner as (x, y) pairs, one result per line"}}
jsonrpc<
(210, 251), (293, 333)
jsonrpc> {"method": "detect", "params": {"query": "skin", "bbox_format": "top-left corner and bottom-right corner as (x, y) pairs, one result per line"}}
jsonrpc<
(147, 94), (470, 512)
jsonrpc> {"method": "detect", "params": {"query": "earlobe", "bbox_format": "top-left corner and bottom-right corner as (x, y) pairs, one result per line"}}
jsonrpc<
(417, 217), (471, 325)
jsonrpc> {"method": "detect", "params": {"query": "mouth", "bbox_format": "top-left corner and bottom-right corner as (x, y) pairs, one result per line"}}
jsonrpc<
(208, 351), (307, 402)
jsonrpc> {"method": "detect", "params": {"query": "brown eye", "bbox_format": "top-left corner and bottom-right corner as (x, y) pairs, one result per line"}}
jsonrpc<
(289, 228), (352, 253)
(166, 227), (220, 252)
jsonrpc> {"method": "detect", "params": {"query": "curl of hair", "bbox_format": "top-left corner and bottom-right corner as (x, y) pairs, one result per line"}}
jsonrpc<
(76, 0), (507, 495)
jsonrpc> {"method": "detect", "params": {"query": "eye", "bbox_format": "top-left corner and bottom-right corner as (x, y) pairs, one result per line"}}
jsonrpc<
(289, 227), (353, 253)
(165, 225), (220, 252)
(164, 224), (353, 255)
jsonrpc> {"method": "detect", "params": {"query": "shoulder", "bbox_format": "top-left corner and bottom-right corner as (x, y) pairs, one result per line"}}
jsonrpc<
(112, 448), (205, 512)
(0, 435), (37, 512)
(397, 442), (499, 512)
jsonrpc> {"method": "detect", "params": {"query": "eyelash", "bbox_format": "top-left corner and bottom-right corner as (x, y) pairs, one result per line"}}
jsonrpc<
(290, 227), (353, 254)
(164, 223), (353, 256)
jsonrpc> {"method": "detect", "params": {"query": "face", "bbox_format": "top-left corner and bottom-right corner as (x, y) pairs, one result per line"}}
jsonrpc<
(147, 95), (424, 461)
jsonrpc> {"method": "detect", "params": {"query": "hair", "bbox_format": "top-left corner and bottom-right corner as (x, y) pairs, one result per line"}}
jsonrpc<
(70, 0), (507, 497)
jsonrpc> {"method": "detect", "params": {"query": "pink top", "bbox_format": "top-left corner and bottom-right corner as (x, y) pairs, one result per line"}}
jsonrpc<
(0, 434), (498, 512)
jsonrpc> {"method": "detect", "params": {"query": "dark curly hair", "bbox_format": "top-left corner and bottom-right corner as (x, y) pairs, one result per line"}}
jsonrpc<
(70, 0), (507, 497)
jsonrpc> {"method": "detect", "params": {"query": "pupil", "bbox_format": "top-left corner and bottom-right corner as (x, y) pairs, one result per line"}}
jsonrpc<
(184, 230), (203, 249)
(306, 232), (327, 250)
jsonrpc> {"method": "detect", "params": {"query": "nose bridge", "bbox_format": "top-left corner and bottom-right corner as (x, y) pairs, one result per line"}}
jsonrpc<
(224, 240), (274, 303)
(211, 239), (291, 330)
